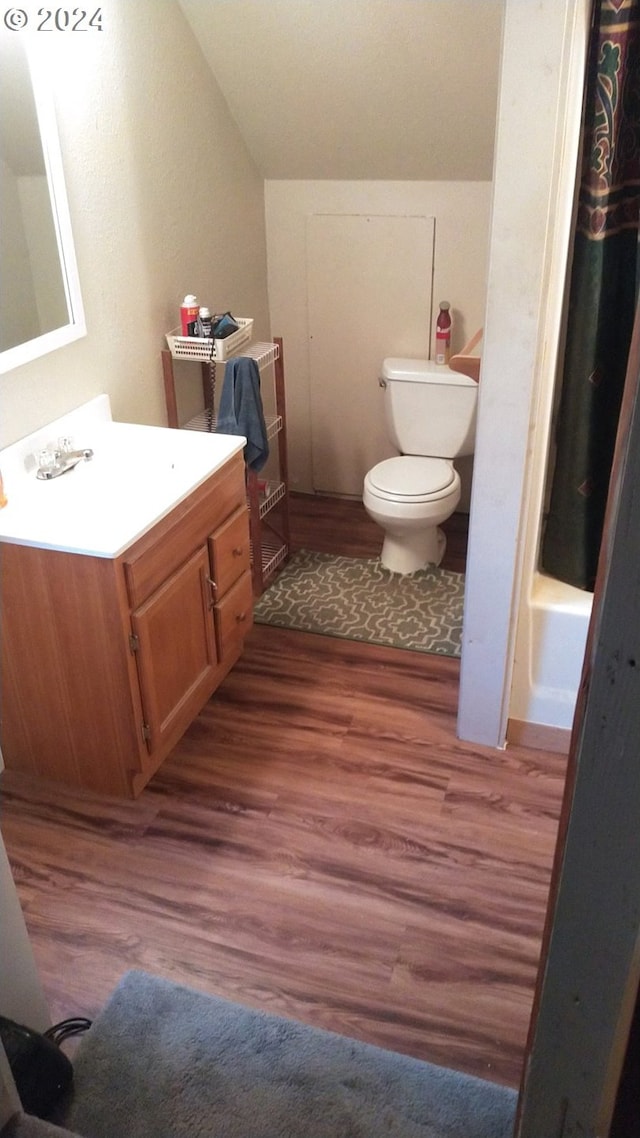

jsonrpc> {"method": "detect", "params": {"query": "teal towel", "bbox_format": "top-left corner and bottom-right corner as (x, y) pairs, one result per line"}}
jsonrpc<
(215, 356), (269, 472)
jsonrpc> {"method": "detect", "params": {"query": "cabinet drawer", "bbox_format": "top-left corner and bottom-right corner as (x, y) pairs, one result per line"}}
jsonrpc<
(124, 456), (245, 608)
(214, 570), (253, 657)
(209, 506), (251, 597)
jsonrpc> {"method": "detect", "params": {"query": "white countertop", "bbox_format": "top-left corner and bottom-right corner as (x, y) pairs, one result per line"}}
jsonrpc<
(0, 396), (246, 558)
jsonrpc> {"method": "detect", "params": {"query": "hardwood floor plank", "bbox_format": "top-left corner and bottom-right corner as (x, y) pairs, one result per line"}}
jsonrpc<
(0, 494), (564, 1090)
(289, 492), (469, 574)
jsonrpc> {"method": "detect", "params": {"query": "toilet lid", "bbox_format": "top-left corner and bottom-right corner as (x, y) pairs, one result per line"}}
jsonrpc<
(368, 456), (455, 500)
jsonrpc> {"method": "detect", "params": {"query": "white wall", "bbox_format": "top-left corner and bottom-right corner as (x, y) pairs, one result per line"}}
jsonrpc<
(507, 2), (592, 739)
(458, 0), (590, 746)
(0, 800), (50, 1123)
(0, 0), (271, 450)
(0, 824), (50, 1123)
(0, 830), (50, 1031)
(264, 180), (492, 496)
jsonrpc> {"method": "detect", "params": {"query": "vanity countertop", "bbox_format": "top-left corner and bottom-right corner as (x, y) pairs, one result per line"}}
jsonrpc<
(0, 395), (245, 558)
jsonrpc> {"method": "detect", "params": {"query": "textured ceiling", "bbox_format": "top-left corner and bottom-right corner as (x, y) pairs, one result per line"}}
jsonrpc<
(177, 0), (504, 181)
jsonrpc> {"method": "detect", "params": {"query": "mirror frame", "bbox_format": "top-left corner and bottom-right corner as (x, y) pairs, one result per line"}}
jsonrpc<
(0, 40), (86, 375)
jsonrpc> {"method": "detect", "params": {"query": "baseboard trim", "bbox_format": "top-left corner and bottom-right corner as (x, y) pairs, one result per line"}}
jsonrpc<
(507, 718), (571, 755)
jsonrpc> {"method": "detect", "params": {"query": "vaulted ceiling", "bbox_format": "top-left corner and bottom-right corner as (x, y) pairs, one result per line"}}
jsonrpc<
(177, 0), (504, 181)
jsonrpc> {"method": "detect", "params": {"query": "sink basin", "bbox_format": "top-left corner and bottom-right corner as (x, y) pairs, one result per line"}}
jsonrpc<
(0, 395), (246, 557)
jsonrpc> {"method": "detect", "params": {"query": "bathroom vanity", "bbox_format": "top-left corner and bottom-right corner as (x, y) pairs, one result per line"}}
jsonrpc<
(0, 397), (252, 797)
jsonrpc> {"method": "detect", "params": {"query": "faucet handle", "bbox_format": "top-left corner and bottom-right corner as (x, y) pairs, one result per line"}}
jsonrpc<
(36, 441), (93, 480)
(37, 448), (58, 473)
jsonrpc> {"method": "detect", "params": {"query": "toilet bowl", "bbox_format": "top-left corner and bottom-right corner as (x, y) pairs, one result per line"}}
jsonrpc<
(363, 455), (461, 574)
(363, 357), (477, 575)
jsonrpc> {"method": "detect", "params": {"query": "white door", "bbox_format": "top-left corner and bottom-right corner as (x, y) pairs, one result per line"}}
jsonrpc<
(307, 213), (435, 496)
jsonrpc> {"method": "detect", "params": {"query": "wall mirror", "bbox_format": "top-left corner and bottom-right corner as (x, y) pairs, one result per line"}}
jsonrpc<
(0, 36), (86, 374)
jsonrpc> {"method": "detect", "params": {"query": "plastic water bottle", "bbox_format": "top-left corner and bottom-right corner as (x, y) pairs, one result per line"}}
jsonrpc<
(435, 301), (452, 365)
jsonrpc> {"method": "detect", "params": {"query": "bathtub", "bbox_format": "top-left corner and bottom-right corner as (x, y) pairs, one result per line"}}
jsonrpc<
(509, 571), (592, 749)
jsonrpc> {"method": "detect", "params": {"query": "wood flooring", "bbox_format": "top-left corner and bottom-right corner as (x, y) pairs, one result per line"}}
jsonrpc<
(0, 497), (565, 1089)
(288, 491), (469, 573)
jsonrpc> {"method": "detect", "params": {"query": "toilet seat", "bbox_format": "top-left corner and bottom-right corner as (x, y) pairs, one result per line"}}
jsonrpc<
(366, 456), (456, 503)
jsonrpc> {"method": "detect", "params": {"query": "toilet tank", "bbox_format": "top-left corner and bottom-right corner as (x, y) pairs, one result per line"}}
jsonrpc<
(381, 358), (478, 458)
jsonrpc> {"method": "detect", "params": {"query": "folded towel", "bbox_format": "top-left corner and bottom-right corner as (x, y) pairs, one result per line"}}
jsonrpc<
(215, 356), (269, 472)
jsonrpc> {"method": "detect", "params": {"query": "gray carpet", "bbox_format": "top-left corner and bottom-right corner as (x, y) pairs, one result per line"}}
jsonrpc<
(254, 550), (464, 657)
(1, 1119), (73, 1137)
(1, 1119), (73, 1138)
(11, 971), (518, 1138)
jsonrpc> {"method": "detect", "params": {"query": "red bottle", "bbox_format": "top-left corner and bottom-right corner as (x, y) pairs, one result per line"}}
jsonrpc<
(435, 301), (452, 365)
(180, 294), (199, 336)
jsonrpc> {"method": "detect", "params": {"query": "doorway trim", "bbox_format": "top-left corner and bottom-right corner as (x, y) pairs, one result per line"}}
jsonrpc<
(457, 0), (591, 747)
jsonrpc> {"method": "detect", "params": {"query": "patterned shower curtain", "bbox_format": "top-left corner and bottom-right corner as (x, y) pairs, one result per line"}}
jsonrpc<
(541, 0), (640, 591)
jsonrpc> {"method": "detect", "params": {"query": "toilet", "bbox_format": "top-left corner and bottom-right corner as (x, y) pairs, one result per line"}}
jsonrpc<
(363, 358), (478, 574)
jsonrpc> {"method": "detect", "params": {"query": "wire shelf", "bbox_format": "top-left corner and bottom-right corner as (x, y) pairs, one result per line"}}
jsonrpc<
(182, 411), (282, 440)
(258, 480), (286, 519)
(261, 539), (289, 579)
(241, 342), (280, 370)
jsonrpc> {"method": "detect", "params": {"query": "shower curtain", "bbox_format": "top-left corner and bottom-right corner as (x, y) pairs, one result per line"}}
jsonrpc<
(541, 0), (640, 592)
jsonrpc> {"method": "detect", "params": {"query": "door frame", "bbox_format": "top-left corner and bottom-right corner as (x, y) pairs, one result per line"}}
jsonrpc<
(516, 304), (640, 1136)
(457, 0), (591, 746)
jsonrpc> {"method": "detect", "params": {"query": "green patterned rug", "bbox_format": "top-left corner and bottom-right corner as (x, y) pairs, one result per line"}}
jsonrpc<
(253, 549), (464, 657)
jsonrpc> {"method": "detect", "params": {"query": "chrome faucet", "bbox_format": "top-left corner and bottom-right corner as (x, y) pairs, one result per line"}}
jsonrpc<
(36, 440), (94, 480)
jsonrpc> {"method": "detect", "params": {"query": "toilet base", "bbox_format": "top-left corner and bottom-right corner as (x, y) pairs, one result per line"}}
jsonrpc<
(381, 526), (446, 574)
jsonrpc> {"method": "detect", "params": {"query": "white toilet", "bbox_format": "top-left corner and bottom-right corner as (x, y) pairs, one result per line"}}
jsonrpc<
(363, 358), (478, 574)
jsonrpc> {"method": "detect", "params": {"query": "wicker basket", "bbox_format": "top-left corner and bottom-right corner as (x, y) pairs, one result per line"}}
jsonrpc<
(166, 318), (253, 362)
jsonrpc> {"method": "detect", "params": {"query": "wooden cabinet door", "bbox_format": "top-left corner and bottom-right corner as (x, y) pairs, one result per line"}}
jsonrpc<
(131, 545), (217, 758)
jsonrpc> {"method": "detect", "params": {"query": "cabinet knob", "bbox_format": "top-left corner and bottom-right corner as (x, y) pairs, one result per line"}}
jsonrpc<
(232, 546), (244, 557)
(206, 575), (217, 609)
(235, 611), (247, 623)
